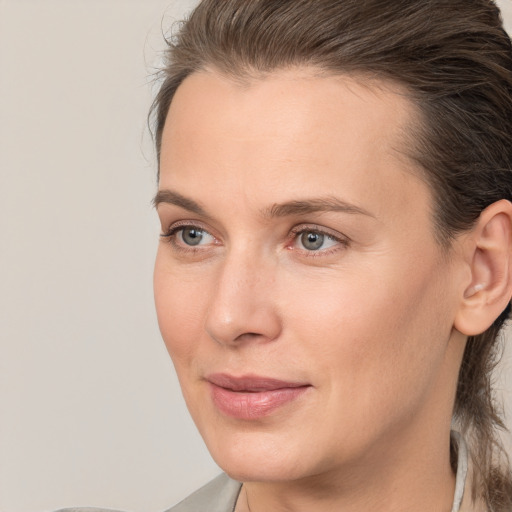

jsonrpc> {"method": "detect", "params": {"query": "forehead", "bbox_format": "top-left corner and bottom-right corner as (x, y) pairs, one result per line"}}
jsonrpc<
(159, 67), (431, 226)
(161, 67), (417, 169)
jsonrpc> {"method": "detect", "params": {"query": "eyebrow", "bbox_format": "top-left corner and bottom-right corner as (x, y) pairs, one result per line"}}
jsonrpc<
(153, 189), (209, 217)
(263, 197), (374, 219)
(153, 189), (374, 219)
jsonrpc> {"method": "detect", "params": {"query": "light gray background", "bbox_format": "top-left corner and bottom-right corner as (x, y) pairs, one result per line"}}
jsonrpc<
(1, 1), (511, 511)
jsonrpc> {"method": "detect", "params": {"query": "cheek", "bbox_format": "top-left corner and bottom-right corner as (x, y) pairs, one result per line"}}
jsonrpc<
(153, 250), (209, 367)
(283, 254), (455, 412)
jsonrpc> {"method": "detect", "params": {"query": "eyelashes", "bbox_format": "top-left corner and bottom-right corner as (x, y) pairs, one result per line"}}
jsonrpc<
(160, 222), (350, 258)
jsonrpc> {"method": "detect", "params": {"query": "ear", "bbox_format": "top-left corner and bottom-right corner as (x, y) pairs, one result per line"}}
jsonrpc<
(454, 199), (512, 336)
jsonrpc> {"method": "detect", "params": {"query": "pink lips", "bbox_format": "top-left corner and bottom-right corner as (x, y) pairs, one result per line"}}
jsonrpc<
(206, 373), (310, 420)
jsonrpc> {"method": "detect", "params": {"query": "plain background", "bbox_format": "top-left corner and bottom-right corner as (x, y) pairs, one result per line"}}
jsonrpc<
(1, 1), (511, 511)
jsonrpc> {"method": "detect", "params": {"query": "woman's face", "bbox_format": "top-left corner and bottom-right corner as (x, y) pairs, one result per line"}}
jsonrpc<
(154, 69), (466, 483)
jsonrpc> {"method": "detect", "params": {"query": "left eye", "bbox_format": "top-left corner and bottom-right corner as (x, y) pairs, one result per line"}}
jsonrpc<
(296, 230), (339, 251)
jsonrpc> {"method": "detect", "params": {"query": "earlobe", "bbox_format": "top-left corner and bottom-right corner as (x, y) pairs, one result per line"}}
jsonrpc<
(454, 200), (512, 336)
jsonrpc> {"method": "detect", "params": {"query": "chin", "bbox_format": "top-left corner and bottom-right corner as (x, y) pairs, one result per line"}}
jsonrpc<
(218, 455), (313, 484)
(200, 426), (325, 483)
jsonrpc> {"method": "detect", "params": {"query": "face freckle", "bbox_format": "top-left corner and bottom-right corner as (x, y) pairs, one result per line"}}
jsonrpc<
(153, 67), (464, 484)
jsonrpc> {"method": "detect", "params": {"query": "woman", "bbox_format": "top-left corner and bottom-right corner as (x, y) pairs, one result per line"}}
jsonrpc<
(60, 1), (512, 511)
(150, 1), (512, 511)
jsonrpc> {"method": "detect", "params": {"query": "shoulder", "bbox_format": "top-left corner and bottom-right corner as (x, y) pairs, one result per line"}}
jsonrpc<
(165, 473), (242, 512)
(53, 475), (240, 512)
(54, 475), (240, 512)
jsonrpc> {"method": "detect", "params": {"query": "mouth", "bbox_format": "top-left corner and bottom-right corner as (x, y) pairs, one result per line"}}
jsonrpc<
(206, 373), (311, 420)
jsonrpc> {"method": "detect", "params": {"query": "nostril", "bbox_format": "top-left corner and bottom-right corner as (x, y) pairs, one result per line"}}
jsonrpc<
(234, 332), (264, 342)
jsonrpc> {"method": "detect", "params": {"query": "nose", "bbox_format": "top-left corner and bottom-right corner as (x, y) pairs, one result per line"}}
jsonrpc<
(204, 250), (282, 347)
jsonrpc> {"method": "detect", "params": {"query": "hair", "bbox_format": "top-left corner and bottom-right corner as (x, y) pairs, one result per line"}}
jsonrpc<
(150, 0), (512, 508)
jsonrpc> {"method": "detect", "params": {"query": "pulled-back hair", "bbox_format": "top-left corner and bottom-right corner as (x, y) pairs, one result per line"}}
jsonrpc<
(150, 0), (512, 508)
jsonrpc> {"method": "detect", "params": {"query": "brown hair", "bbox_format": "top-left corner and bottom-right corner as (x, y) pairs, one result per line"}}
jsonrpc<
(150, 0), (512, 508)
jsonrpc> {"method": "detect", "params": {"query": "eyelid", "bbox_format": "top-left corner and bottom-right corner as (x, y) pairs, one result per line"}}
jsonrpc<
(289, 223), (350, 241)
(160, 219), (214, 237)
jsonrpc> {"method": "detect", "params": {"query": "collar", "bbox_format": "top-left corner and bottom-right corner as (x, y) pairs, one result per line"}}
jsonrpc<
(451, 431), (469, 512)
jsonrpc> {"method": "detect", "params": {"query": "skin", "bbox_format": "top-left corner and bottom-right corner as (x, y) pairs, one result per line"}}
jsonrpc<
(154, 68), (472, 512)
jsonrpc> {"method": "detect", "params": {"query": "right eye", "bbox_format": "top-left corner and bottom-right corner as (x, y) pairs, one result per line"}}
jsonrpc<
(177, 227), (208, 246)
(161, 224), (217, 250)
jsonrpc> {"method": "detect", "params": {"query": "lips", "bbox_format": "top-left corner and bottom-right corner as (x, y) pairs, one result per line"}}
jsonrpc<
(206, 373), (311, 420)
